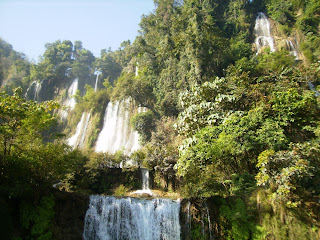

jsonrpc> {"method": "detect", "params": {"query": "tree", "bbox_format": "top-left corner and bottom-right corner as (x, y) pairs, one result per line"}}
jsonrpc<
(175, 65), (320, 198)
(0, 88), (86, 196)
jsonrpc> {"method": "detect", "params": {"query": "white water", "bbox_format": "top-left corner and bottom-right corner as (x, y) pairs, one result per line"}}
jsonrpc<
(130, 168), (153, 196)
(254, 12), (275, 54)
(186, 201), (191, 236)
(95, 99), (140, 155)
(67, 112), (91, 149)
(141, 168), (150, 190)
(61, 78), (79, 119)
(204, 203), (212, 240)
(68, 78), (78, 110)
(25, 81), (42, 101)
(83, 196), (181, 240)
(94, 71), (102, 92)
(286, 40), (299, 59)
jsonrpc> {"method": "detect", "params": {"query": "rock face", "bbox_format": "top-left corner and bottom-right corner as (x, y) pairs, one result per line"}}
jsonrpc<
(53, 190), (89, 240)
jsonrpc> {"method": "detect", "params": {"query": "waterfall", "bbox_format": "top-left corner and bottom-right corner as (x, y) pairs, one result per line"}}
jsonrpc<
(130, 168), (153, 196)
(68, 78), (79, 110)
(141, 168), (150, 190)
(25, 81), (36, 99)
(286, 40), (299, 59)
(61, 78), (79, 119)
(83, 196), (181, 240)
(94, 70), (102, 92)
(79, 112), (91, 148)
(95, 98), (140, 155)
(204, 203), (213, 240)
(67, 112), (91, 149)
(186, 201), (191, 237)
(25, 80), (42, 101)
(254, 12), (275, 54)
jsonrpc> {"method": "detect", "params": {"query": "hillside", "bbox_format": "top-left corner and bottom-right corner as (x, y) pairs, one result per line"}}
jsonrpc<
(0, 0), (320, 239)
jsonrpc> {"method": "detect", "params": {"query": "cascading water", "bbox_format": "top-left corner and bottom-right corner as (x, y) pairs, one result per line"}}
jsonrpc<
(25, 80), (42, 101)
(286, 39), (299, 59)
(186, 201), (191, 237)
(130, 168), (153, 196)
(25, 81), (36, 99)
(94, 98), (140, 155)
(83, 196), (181, 240)
(68, 78), (78, 110)
(94, 70), (102, 92)
(67, 112), (91, 149)
(204, 203), (213, 240)
(254, 12), (275, 54)
(61, 78), (79, 119)
(135, 62), (139, 77)
(141, 168), (150, 190)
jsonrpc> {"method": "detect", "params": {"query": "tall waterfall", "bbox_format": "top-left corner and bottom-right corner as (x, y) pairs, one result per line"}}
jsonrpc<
(204, 203), (213, 240)
(135, 62), (139, 77)
(94, 70), (102, 92)
(67, 78), (79, 110)
(141, 168), (150, 190)
(83, 196), (181, 240)
(95, 99), (140, 155)
(67, 112), (91, 149)
(61, 78), (79, 119)
(254, 12), (275, 54)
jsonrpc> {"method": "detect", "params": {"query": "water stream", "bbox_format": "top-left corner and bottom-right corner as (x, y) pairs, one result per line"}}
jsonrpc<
(131, 168), (153, 196)
(61, 78), (79, 119)
(25, 80), (42, 101)
(94, 98), (140, 155)
(254, 12), (275, 54)
(286, 39), (299, 59)
(204, 202), (213, 240)
(94, 71), (102, 92)
(67, 111), (91, 149)
(83, 196), (181, 240)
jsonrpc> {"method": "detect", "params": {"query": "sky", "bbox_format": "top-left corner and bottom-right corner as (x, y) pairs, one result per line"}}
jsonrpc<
(0, 0), (155, 62)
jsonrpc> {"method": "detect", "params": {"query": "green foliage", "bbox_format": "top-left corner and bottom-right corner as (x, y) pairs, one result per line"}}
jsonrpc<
(113, 71), (156, 112)
(175, 77), (237, 137)
(143, 117), (182, 190)
(94, 49), (123, 85)
(0, 87), (59, 159)
(113, 184), (130, 196)
(0, 38), (30, 93)
(0, 2), (320, 239)
(228, 172), (256, 196)
(176, 62), (320, 199)
(190, 223), (205, 240)
(0, 88), (88, 197)
(255, 50), (296, 73)
(130, 110), (155, 143)
(254, 189), (320, 240)
(20, 194), (55, 240)
(256, 139), (320, 206)
(220, 198), (261, 240)
(266, 0), (295, 25)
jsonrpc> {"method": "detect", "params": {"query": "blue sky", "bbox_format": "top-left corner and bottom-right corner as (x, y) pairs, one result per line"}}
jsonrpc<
(0, 0), (155, 61)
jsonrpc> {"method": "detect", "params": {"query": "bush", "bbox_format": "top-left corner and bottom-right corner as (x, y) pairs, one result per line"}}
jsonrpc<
(113, 184), (130, 196)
